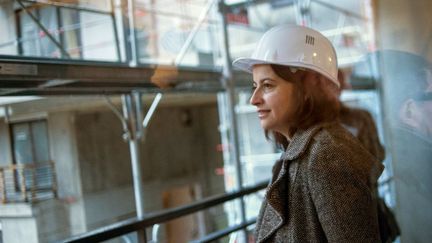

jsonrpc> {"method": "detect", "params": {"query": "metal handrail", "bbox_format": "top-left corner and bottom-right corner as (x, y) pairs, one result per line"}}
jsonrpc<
(191, 218), (256, 243)
(0, 161), (57, 203)
(61, 180), (269, 243)
(0, 161), (54, 170)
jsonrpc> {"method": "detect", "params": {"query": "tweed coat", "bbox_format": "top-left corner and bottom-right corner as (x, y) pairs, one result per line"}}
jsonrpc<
(254, 122), (384, 243)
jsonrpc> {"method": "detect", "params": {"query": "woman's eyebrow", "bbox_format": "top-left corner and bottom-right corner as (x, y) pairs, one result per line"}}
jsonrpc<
(255, 77), (274, 84)
(252, 77), (275, 86)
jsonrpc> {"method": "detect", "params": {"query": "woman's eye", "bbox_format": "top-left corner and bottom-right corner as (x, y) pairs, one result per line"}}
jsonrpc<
(263, 83), (273, 90)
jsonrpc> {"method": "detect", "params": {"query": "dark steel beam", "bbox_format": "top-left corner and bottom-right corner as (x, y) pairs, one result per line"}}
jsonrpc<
(0, 57), (251, 95)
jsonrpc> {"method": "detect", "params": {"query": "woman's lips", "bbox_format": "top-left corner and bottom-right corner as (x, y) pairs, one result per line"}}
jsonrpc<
(257, 109), (270, 118)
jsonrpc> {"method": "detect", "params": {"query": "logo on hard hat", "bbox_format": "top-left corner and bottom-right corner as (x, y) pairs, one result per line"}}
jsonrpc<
(305, 35), (315, 45)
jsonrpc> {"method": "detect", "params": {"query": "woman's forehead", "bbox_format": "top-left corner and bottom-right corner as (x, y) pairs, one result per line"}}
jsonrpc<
(252, 65), (276, 80)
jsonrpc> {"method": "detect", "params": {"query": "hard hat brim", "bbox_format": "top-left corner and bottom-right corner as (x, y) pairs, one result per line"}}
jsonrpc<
(232, 57), (340, 88)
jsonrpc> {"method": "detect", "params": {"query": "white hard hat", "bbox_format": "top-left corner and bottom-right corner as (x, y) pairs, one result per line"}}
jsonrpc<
(232, 25), (339, 87)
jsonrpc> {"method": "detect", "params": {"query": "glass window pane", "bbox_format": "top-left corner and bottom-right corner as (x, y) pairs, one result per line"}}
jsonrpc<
(12, 123), (33, 164)
(80, 12), (118, 61)
(60, 8), (82, 58)
(20, 9), (41, 56)
(31, 120), (50, 163)
(39, 6), (60, 58)
(135, 0), (222, 68)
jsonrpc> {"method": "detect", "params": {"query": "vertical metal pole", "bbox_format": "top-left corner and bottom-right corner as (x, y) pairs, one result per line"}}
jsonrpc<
(127, 0), (138, 66)
(217, 1), (247, 241)
(19, 167), (28, 202)
(56, 7), (65, 59)
(294, 0), (311, 26)
(122, 94), (147, 242)
(121, 0), (138, 66)
(133, 92), (143, 138)
(110, 0), (122, 62)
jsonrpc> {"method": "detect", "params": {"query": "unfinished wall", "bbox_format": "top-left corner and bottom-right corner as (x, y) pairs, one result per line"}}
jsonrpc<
(74, 109), (131, 193)
(73, 102), (225, 233)
(35, 199), (70, 242)
(49, 112), (87, 235)
(0, 199), (69, 243)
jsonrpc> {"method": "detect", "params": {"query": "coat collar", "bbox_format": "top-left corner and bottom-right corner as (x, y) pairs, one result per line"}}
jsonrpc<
(256, 123), (330, 243)
(283, 122), (330, 160)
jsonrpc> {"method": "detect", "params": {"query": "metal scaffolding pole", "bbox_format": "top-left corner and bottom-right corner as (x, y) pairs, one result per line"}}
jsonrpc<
(106, 91), (161, 243)
(110, 0), (122, 62)
(120, 0), (138, 66)
(294, 0), (311, 26)
(217, 0), (247, 241)
(121, 92), (146, 242)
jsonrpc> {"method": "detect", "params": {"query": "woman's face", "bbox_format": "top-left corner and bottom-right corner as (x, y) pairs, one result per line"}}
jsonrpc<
(250, 64), (299, 138)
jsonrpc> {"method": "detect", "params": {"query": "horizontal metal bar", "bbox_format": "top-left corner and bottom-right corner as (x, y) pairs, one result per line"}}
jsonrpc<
(225, 0), (366, 21)
(61, 180), (268, 243)
(0, 161), (54, 170)
(0, 55), (228, 73)
(21, 0), (113, 15)
(224, 0), (271, 11)
(134, 5), (219, 24)
(0, 54), (127, 66)
(0, 57), (252, 95)
(191, 218), (256, 243)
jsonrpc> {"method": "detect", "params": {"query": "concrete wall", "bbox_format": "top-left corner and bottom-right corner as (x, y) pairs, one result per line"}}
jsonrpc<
(0, 200), (69, 243)
(48, 112), (87, 235)
(74, 110), (131, 193)
(72, 103), (226, 233)
(34, 200), (70, 242)
(376, 0), (432, 242)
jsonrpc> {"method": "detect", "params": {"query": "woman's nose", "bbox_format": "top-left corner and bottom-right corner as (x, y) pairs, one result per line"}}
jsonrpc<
(250, 89), (262, 106)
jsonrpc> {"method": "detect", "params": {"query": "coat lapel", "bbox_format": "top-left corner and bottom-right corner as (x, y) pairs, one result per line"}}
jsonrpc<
(256, 123), (326, 243)
(255, 159), (290, 242)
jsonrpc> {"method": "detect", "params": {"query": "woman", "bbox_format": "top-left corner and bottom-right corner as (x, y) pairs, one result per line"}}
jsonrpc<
(233, 25), (383, 242)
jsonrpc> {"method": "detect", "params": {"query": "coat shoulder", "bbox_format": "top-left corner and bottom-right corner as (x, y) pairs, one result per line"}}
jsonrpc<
(306, 123), (383, 187)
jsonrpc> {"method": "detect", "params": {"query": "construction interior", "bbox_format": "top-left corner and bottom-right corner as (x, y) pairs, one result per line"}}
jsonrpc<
(0, 0), (431, 242)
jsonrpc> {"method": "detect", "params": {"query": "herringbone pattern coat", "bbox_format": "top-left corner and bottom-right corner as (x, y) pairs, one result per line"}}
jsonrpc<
(254, 122), (383, 243)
